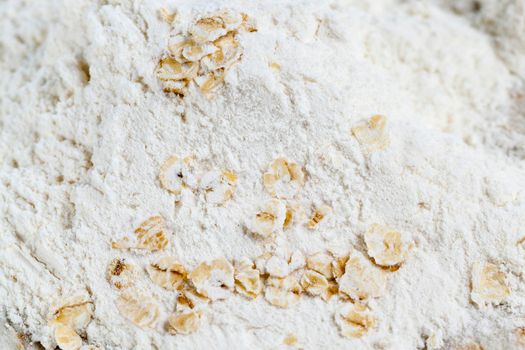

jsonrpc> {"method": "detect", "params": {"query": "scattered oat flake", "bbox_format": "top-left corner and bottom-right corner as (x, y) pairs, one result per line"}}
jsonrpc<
(338, 251), (387, 301)
(176, 282), (210, 312)
(50, 296), (93, 331)
(147, 256), (187, 291)
(364, 224), (413, 267)
(113, 215), (168, 251)
(49, 296), (93, 350)
(190, 15), (228, 44)
(234, 258), (262, 299)
(116, 291), (160, 328)
(283, 201), (305, 230)
(159, 155), (198, 196)
(250, 199), (287, 238)
(200, 169), (237, 204)
(471, 262), (510, 307)
(182, 42), (218, 63)
(135, 215), (168, 250)
(167, 35), (189, 61)
(189, 258), (234, 301)
(300, 270), (329, 297)
(263, 158), (305, 199)
(270, 62), (281, 71)
(283, 333), (298, 346)
(307, 205), (332, 229)
(335, 303), (376, 338)
(54, 325), (82, 350)
(106, 258), (136, 290)
(351, 115), (389, 153)
(306, 252), (333, 279)
(265, 275), (301, 308)
(194, 70), (226, 94)
(157, 57), (199, 82)
(203, 32), (241, 71)
(167, 310), (203, 335)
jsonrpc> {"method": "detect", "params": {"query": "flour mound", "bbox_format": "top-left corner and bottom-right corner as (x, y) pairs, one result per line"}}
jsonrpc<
(0, 0), (524, 349)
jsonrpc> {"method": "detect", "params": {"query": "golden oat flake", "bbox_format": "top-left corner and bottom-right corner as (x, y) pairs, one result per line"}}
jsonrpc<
(54, 325), (82, 350)
(201, 32), (242, 72)
(234, 258), (263, 298)
(200, 169), (237, 204)
(112, 215), (169, 251)
(300, 270), (330, 297)
(116, 290), (160, 329)
(283, 333), (298, 346)
(306, 252), (334, 279)
(176, 282), (210, 312)
(134, 215), (168, 250)
(471, 262), (510, 307)
(147, 256), (187, 291)
(263, 158), (305, 199)
(264, 275), (302, 308)
(249, 199), (287, 238)
(159, 155), (199, 196)
(307, 205), (332, 230)
(364, 224), (413, 267)
(156, 58), (199, 82)
(338, 252), (387, 301)
(181, 42), (218, 63)
(194, 70), (226, 94)
(49, 295), (93, 350)
(106, 258), (136, 290)
(351, 115), (389, 153)
(190, 15), (228, 44)
(335, 303), (376, 338)
(167, 310), (204, 335)
(49, 296), (93, 331)
(189, 258), (234, 301)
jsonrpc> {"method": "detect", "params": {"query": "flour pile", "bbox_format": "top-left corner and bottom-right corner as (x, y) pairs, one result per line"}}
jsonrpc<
(1, 0), (524, 349)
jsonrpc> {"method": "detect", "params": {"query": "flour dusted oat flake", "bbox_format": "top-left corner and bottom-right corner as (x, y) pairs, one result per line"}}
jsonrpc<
(1, 0), (525, 349)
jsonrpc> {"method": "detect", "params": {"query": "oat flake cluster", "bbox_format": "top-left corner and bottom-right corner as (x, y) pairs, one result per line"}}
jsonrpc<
(103, 147), (418, 340)
(156, 9), (255, 96)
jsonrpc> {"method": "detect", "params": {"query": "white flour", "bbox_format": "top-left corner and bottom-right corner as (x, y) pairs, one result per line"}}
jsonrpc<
(0, 0), (524, 349)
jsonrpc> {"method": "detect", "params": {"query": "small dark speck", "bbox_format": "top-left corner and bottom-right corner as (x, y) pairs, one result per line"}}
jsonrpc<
(418, 202), (430, 210)
(472, 1), (482, 12)
(177, 172), (183, 178)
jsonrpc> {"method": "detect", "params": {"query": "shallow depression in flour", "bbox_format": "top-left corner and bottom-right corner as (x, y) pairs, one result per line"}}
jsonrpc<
(0, 0), (524, 349)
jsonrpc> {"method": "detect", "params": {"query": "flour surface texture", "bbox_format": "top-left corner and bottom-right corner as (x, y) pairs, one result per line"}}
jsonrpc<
(1, 0), (525, 349)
